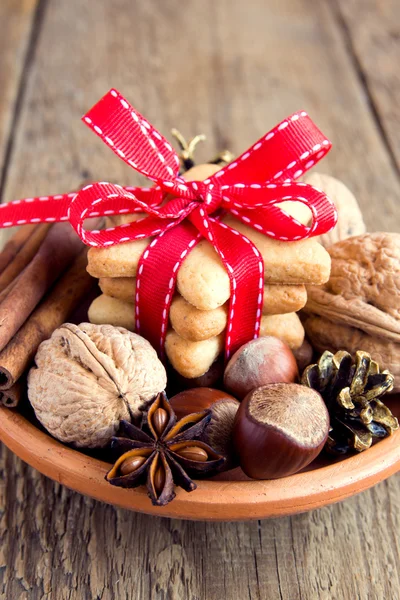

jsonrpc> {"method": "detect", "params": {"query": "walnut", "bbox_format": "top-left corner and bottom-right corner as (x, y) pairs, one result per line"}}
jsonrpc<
(303, 172), (366, 248)
(304, 233), (400, 391)
(304, 316), (400, 388)
(28, 323), (167, 448)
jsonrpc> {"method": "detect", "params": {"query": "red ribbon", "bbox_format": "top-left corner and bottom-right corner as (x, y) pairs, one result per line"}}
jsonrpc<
(0, 89), (337, 360)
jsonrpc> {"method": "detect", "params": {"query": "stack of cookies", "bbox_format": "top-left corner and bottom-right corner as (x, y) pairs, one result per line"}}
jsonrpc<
(87, 165), (331, 379)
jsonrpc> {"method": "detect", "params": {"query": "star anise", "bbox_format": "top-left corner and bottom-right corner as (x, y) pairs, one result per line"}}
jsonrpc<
(106, 392), (225, 506)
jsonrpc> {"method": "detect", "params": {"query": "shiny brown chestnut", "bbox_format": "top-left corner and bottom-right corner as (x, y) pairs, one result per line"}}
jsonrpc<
(233, 383), (329, 479)
(169, 388), (240, 470)
(223, 337), (298, 400)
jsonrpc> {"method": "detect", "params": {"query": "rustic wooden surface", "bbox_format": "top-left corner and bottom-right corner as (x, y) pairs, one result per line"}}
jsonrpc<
(0, 0), (399, 598)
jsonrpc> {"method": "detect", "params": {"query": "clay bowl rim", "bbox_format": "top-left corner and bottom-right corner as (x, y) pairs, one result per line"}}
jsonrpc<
(1, 406), (400, 521)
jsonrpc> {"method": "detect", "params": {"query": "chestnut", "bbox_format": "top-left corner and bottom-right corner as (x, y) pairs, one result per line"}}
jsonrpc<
(223, 336), (298, 400)
(169, 387), (240, 469)
(233, 383), (329, 479)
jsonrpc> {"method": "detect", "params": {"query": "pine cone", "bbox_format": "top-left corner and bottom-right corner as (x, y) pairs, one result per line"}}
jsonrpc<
(301, 350), (398, 455)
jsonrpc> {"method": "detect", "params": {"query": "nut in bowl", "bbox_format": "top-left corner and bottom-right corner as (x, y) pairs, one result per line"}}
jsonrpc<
(0, 88), (400, 521)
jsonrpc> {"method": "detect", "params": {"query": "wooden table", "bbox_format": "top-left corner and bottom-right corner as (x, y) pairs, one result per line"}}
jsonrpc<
(0, 1), (399, 598)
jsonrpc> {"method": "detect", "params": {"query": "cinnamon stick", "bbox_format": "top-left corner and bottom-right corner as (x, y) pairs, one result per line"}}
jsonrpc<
(0, 224), (37, 274)
(0, 272), (19, 305)
(0, 380), (22, 408)
(0, 223), (52, 292)
(0, 222), (83, 353)
(0, 250), (96, 389)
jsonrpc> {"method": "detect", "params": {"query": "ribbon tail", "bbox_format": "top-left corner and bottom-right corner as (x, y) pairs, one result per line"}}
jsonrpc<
(136, 221), (202, 357)
(0, 193), (75, 228)
(0, 184), (165, 231)
(189, 208), (264, 359)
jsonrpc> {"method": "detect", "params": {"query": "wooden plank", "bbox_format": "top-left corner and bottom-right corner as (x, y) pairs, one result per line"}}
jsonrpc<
(3, 0), (400, 232)
(0, 0), (39, 172)
(0, 0), (399, 599)
(0, 0), (41, 248)
(1, 445), (400, 600)
(334, 0), (400, 173)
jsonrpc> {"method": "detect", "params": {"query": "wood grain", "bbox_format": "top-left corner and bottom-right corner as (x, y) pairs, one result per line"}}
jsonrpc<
(334, 0), (400, 173)
(0, 0), (41, 248)
(0, 0), (399, 598)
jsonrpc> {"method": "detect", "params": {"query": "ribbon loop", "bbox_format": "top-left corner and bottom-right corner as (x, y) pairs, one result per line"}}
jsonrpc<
(219, 181), (337, 240)
(83, 89), (181, 184)
(207, 111), (331, 187)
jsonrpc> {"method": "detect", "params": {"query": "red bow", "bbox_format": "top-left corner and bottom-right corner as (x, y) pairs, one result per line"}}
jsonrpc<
(0, 89), (337, 360)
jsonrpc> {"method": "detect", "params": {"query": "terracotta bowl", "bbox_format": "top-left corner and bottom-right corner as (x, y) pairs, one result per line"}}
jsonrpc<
(1, 395), (400, 521)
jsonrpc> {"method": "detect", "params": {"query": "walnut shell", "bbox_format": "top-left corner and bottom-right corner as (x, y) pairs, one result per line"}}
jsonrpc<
(28, 323), (167, 448)
(326, 232), (400, 320)
(304, 233), (400, 391)
(303, 172), (366, 248)
(306, 233), (400, 335)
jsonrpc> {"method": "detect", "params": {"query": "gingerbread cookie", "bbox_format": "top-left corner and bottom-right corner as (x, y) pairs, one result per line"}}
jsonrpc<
(89, 293), (228, 342)
(87, 236), (149, 279)
(88, 294), (134, 331)
(93, 285), (307, 342)
(99, 277), (135, 303)
(169, 295), (228, 341)
(165, 331), (225, 379)
(259, 313), (304, 350)
(88, 293), (304, 377)
(99, 276), (307, 319)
